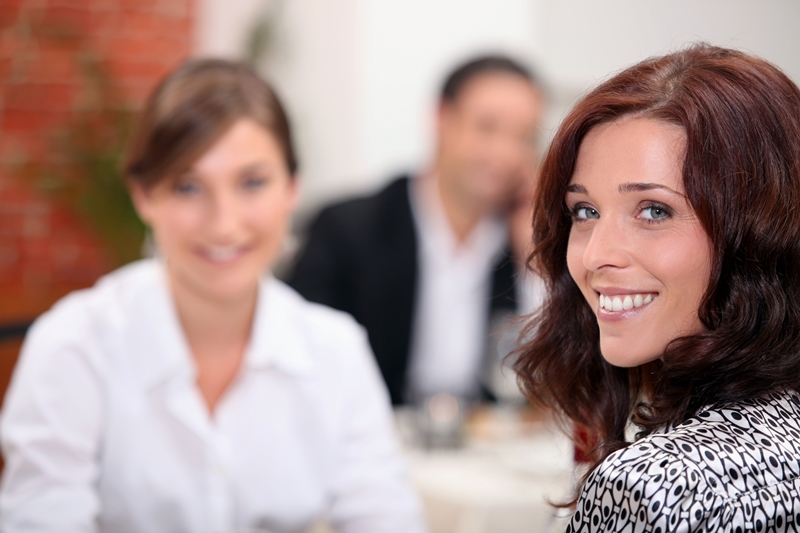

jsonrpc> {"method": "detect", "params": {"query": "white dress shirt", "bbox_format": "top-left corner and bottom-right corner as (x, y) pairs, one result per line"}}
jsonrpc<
(406, 176), (507, 400)
(0, 259), (425, 533)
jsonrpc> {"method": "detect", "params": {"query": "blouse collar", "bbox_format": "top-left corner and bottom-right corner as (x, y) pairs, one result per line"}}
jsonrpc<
(128, 260), (315, 391)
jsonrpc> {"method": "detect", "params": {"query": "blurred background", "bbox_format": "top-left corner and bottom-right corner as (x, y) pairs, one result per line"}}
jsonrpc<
(2, 1), (800, 530)
(5, 0), (800, 337)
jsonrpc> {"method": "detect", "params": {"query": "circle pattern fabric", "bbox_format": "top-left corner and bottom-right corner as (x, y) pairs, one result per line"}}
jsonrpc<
(567, 390), (800, 532)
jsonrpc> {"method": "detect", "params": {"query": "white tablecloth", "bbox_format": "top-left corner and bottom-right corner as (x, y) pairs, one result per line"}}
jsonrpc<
(309, 408), (576, 533)
(400, 408), (576, 533)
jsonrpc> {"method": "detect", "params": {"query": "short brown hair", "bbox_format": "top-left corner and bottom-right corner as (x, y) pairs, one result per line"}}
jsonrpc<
(124, 58), (297, 187)
(440, 54), (538, 103)
(514, 44), (800, 484)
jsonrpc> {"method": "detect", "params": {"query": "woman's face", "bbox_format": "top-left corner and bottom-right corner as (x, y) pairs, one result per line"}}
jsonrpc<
(565, 117), (712, 367)
(132, 118), (298, 303)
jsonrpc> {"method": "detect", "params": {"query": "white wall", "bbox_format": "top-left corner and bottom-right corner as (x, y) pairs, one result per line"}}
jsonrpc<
(358, 0), (540, 196)
(196, 0), (266, 58)
(537, 0), (800, 88)
(196, 0), (362, 213)
(196, 0), (800, 216)
(536, 0), (800, 135)
(196, 0), (539, 215)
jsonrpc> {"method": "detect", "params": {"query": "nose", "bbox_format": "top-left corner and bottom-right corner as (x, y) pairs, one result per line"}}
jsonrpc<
(488, 130), (527, 172)
(581, 214), (631, 272)
(206, 189), (240, 240)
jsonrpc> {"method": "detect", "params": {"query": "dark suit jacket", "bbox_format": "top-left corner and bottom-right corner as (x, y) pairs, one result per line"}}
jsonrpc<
(287, 175), (519, 405)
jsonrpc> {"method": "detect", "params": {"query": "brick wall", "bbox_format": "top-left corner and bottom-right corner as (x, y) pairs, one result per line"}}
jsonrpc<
(0, 0), (196, 406)
(0, 0), (195, 325)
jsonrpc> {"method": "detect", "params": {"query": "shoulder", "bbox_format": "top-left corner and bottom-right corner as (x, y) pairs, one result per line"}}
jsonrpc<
(268, 279), (371, 357)
(265, 280), (388, 399)
(24, 259), (159, 353)
(570, 438), (722, 532)
(569, 391), (800, 532)
(313, 176), (412, 229)
(272, 279), (363, 329)
(8, 260), (162, 404)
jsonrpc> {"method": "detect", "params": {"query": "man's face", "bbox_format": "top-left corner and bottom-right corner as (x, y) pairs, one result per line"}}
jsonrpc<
(437, 72), (543, 213)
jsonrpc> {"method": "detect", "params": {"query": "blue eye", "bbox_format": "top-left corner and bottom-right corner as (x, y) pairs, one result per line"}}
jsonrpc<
(173, 181), (200, 195)
(572, 206), (600, 220)
(242, 176), (267, 191)
(641, 204), (671, 220)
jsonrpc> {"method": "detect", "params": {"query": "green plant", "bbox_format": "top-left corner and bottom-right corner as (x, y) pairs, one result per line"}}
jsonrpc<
(242, 0), (284, 66)
(4, 7), (145, 268)
(42, 51), (145, 267)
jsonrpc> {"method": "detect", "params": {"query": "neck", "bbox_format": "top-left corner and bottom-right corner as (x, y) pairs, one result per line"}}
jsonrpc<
(428, 168), (486, 243)
(169, 274), (257, 359)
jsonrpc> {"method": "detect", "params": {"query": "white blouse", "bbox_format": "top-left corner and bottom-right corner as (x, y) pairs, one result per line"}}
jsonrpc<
(0, 259), (425, 533)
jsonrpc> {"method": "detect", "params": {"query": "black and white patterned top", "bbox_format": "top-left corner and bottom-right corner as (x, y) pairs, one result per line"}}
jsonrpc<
(567, 390), (800, 532)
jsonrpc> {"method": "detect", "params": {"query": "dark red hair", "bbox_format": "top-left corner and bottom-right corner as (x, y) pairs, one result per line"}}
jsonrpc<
(514, 44), (800, 491)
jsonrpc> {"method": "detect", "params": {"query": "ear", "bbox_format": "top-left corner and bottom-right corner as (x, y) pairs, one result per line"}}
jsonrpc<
(436, 100), (452, 137)
(286, 175), (302, 214)
(128, 179), (154, 225)
(436, 100), (463, 151)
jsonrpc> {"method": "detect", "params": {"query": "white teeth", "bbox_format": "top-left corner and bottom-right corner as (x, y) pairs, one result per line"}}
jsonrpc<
(206, 247), (240, 262)
(598, 293), (656, 312)
(622, 295), (633, 310)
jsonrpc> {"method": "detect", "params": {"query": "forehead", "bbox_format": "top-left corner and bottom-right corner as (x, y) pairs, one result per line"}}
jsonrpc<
(570, 117), (686, 191)
(181, 118), (283, 178)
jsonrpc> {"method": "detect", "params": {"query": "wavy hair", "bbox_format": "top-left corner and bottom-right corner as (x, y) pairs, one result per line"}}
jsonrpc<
(513, 44), (800, 486)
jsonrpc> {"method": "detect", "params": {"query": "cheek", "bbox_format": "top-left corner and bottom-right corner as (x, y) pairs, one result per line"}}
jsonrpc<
(457, 129), (488, 159)
(566, 229), (587, 285)
(676, 242), (713, 314)
(150, 204), (202, 246)
(640, 228), (712, 335)
(249, 193), (295, 238)
(653, 230), (712, 296)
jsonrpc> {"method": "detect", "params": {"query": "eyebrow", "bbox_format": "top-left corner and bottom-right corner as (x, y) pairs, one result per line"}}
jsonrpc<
(565, 182), (683, 196)
(186, 161), (272, 175)
(240, 161), (272, 173)
(617, 182), (682, 195)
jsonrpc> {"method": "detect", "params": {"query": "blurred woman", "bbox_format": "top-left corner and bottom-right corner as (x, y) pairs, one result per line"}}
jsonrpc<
(514, 44), (800, 531)
(0, 59), (425, 533)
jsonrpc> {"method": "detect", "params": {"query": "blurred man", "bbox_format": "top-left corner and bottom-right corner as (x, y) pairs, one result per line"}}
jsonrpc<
(288, 55), (544, 405)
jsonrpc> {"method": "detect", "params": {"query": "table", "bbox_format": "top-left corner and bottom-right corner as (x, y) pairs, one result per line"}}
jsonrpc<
(399, 406), (576, 533)
(308, 407), (576, 533)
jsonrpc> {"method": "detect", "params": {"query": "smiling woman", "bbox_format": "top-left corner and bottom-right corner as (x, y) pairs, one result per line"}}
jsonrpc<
(130, 117), (299, 411)
(0, 60), (425, 533)
(514, 44), (800, 532)
(565, 117), (713, 369)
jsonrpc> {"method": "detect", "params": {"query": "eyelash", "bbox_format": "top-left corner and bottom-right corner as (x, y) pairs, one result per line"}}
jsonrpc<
(567, 204), (597, 222)
(567, 202), (674, 224)
(242, 175), (268, 190)
(173, 180), (200, 195)
(639, 202), (673, 223)
(170, 176), (270, 196)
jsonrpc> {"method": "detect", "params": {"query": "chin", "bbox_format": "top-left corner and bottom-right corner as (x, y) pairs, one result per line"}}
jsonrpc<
(206, 280), (259, 303)
(599, 339), (660, 368)
(183, 268), (262, 302)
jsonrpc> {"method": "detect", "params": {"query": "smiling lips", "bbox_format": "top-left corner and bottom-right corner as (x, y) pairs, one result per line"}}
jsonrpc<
(198, 245), (249, 263)
(598, 293), (656, 312)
